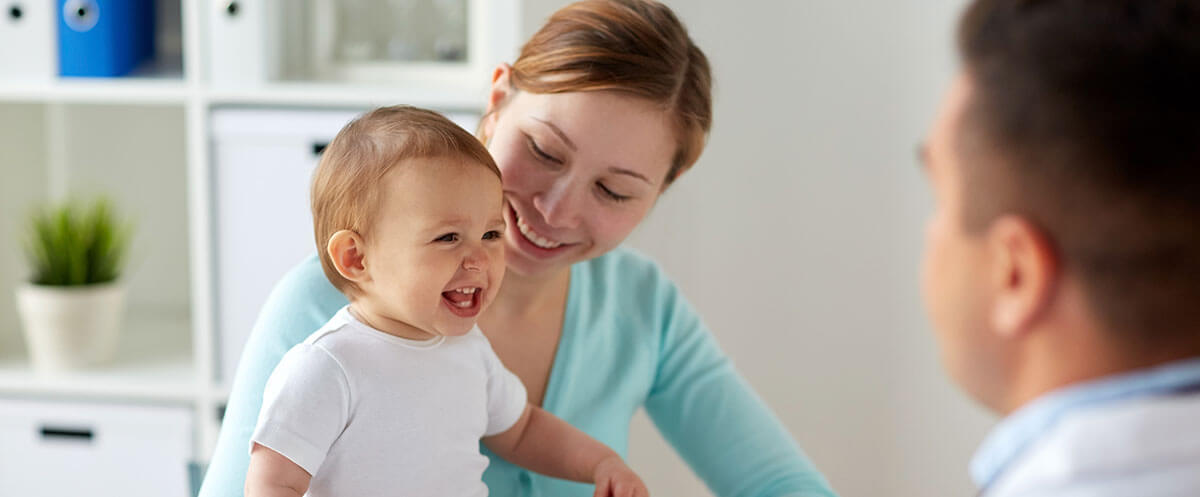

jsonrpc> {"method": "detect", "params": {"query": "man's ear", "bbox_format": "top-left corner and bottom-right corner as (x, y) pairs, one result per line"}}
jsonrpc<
(986, 215), (1059, 339)
(327, 229), (370, 283)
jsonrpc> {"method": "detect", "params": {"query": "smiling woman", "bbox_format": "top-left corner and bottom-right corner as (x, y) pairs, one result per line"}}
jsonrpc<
(198, 1), (837, 497)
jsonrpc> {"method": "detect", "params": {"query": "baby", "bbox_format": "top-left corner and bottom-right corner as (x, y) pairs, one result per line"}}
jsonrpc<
(245, 106), (647, 497)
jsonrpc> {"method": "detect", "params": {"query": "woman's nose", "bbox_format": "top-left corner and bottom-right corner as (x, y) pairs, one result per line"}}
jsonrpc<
(533, 180), (581, 229)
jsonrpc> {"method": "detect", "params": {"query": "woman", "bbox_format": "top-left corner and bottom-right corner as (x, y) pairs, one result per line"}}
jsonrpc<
(199, 1), (836, 496)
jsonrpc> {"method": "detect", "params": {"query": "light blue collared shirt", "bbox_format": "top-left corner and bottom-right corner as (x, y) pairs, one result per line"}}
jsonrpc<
(970, 357), (1200, 490)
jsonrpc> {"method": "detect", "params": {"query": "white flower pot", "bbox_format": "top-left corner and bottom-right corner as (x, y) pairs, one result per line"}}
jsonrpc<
(15, 282), (126, 372)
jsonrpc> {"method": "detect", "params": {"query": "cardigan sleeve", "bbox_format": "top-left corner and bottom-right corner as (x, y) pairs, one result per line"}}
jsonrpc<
(642, 273), (838, 497)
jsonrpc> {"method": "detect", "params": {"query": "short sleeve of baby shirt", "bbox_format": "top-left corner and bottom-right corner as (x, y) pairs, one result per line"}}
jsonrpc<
(479, 335), (528, 436)
(250, 342), (350, 475)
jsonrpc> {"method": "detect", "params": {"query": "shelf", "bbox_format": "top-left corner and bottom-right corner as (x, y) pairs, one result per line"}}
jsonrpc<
(0, 312), (196, 404)
(205, 81), (485, 111)
(0, 78), (191, 106)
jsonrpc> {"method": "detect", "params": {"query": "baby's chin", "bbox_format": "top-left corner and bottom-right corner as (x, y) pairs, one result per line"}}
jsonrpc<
(432, 321), (478, 337)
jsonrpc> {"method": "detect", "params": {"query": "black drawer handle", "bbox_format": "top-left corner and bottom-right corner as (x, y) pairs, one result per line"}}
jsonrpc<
(40, 426), (94, 442)
(312, 142), (329, 156)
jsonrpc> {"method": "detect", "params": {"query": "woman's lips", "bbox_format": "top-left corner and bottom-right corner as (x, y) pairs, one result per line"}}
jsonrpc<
(506, 204), (574, 258)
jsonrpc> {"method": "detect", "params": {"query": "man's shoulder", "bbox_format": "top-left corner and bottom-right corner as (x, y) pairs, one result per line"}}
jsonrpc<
(993, 393), (1200, 497)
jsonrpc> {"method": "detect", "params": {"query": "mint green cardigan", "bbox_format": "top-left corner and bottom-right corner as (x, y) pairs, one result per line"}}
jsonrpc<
(198, 247), (836, 497)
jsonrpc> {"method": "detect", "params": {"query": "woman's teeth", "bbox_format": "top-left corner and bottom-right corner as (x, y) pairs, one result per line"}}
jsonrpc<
(516, 215), (563, 249)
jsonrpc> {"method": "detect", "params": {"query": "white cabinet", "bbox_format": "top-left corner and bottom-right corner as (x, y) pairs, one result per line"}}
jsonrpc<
(0, 399), (194, 497)
(210, 108), (358, 383)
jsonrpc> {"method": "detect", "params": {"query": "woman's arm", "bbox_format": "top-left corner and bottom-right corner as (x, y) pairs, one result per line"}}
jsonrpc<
(198, 256), (347, 497)
(484, 405), (648, 497)
(644, 283), (839, 497)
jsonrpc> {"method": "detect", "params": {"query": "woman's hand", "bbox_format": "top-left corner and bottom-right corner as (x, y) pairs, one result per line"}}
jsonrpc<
(592, 455), (649, 497)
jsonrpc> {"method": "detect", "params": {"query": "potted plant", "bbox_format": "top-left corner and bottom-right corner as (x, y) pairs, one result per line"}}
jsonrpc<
(15, 197), (132, 372)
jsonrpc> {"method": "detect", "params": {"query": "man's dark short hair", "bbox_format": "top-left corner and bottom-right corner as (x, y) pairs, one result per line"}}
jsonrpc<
(956, 0), (1200, 348)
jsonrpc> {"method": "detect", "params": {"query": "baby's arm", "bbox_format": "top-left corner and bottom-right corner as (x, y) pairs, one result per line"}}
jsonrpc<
(246, 443), (311, 497)
(483, 405), (648, 497)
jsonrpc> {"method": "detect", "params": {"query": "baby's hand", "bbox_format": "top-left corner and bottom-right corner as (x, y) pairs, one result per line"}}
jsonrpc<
(592, 455), (649, 497)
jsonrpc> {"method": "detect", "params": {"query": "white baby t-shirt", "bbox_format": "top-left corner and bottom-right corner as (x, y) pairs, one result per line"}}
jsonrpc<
(250, 306), (528, 497)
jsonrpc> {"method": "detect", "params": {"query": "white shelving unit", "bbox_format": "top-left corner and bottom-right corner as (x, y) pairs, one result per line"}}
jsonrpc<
(0, 0), (519, 489)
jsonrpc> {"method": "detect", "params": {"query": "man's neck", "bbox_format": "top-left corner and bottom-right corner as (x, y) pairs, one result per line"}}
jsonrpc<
(1002, 331), (1200, 414)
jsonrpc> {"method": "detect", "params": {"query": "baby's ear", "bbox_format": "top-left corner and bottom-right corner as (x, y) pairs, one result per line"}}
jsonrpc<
(327, 230), (369, 282)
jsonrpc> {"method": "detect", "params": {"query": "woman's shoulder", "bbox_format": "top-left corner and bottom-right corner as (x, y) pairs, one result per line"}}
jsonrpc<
(576, 246), (675, 294)
(278, 254), (335, 291)
(254, 255), (348, 345)
(267, 255), (344, 307)
(571, 246), (686, 323)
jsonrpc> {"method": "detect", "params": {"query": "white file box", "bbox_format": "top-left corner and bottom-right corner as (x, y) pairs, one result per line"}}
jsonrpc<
(0, 1), (57, 80)
(0, 398), (194, 497)
(208, 0), (280, 86)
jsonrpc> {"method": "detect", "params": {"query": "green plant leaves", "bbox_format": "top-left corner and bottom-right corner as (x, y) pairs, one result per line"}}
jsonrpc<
(23, 197), (132, 286)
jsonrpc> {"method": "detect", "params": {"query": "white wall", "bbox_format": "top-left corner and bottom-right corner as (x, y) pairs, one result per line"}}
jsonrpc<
(0, 104), (48, 356)
(520, 1), (995, 496)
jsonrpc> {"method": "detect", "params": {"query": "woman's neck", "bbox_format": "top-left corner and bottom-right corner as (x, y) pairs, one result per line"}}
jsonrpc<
(485, 266), (571, 322)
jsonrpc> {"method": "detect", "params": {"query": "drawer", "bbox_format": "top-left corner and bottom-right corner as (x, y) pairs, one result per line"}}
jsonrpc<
(0, 398), (193, 497)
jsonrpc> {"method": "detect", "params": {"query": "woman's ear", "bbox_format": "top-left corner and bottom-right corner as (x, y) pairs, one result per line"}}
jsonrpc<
(327, 229), (370, 283)
(486, 63), (514, 114)
(987, 216), (1059, 339)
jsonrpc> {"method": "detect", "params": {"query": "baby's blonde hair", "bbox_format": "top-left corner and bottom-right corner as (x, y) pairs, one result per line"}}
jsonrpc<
(311, 106), (500, 296)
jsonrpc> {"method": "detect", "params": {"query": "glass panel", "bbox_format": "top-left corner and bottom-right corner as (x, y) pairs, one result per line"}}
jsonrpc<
(333, 0), (468, 64)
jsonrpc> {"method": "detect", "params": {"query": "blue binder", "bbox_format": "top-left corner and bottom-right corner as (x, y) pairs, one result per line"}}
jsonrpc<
(58, 0), (155, 77)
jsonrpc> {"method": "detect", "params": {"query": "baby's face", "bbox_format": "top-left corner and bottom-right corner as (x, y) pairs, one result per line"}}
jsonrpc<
(356, 157), (506, 338)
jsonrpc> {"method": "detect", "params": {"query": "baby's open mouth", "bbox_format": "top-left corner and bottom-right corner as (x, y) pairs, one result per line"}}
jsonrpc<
(441, 287), (481, 317)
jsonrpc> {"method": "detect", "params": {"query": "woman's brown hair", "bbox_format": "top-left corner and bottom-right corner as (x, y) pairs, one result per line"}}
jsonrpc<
(505, 0), (712, 185)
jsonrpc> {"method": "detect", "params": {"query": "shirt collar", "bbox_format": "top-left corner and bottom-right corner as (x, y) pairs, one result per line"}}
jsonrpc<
(969, 357), (1200, 490)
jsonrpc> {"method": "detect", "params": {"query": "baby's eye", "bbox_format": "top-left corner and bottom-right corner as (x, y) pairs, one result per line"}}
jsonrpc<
(434, 233), (460, 243)
(482, 230), (502, 240)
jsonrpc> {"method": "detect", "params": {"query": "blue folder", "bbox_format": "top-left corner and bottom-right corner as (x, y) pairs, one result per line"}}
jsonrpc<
(58, 0), (155, 77)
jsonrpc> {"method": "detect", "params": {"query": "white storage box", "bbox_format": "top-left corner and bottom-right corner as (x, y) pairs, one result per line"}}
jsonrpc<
(0, 398), (194, 497)
(0, 1), (57, 80)
(211, 108), (479, 384)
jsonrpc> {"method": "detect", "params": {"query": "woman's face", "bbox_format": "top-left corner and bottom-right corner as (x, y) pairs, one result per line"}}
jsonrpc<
(484, 87), (678, 278)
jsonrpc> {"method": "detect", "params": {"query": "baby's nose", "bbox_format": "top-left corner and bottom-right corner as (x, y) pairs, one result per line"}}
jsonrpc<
(462, 249), (487, 272)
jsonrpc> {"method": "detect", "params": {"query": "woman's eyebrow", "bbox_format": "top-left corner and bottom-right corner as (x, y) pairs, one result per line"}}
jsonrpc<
(610, 167), (651, 184)
(532, 117), (577, 151)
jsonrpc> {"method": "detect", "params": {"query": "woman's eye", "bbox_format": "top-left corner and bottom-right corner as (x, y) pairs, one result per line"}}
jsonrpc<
(434, 233), (459, 243)
(526, 137), (562, 164)
(483, 230), (502, 240)
(597, 182), (632, 202)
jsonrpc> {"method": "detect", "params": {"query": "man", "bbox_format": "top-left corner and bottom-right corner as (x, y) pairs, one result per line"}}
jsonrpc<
(919, 0), (1200, 495)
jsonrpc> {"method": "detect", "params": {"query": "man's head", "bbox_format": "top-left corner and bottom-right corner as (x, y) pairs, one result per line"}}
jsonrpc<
(920, 0), (1200, 413)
